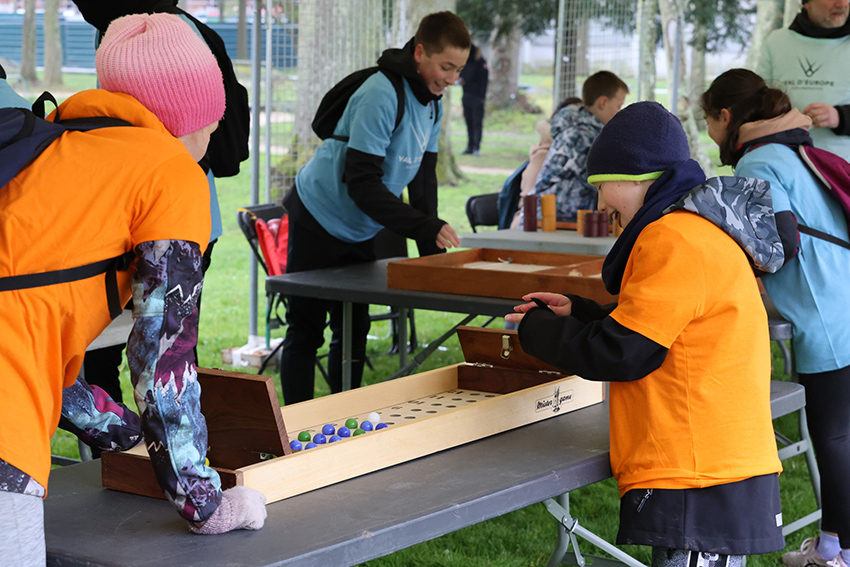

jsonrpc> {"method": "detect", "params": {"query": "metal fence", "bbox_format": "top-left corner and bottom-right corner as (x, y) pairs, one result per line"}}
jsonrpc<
(255, 0), (396, 203)
(554, 0), (640, 106)
(0, 13), (295, 71)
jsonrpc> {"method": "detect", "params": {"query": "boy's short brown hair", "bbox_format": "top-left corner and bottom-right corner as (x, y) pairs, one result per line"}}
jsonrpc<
(414, 11), (471, 55)
(582, 71), (629, 107)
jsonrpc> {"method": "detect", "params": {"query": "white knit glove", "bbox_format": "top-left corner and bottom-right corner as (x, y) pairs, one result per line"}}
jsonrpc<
(188, 486), (268, 535)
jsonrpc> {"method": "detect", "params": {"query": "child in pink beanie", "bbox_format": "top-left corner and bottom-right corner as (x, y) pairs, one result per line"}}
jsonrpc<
(0, 13), (263, 560)
(96, 12), (225, 139)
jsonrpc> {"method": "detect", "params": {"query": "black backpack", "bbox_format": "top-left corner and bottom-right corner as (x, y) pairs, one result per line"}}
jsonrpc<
(165, 7), (250, 178)
(0, 97), (135, 319)
(311, 67), (406, 141)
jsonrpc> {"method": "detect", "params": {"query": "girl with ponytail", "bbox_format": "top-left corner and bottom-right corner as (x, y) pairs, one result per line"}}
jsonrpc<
(703, 68), (850, 567)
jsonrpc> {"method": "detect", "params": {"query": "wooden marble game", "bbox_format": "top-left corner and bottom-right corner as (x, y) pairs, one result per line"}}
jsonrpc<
(386, 248), (617, 305)
(101, 327), (605, 504)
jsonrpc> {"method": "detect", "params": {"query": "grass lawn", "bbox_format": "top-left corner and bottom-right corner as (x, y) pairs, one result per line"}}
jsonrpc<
(47, 73), (817, 566)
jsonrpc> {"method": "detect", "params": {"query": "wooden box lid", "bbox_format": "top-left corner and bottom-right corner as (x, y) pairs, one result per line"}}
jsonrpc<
(457, 326), (564, 373)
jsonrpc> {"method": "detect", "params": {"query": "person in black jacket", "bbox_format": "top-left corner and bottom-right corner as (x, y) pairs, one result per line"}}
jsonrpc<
(279, 12), (470, 404)
(458, 44), (488, 156)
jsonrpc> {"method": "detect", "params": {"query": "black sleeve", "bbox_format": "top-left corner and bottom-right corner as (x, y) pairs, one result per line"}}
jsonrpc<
(407, 152), (443, 256)
(565, 294), (617, 323)
(833, 104), (850, 136)
(517, 306), (668, 382)
(344, 147), (445, 243)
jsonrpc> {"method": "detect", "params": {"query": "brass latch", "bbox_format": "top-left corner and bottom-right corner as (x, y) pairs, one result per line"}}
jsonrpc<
(501, 334), (513, 359)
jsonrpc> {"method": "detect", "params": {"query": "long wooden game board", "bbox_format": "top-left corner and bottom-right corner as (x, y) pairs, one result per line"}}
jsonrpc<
(101, 328), (605, 504)
(386, 248), (616, 305)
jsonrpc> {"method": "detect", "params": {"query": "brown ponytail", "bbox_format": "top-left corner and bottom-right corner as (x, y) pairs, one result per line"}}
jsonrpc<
(700, 68), (792, 167)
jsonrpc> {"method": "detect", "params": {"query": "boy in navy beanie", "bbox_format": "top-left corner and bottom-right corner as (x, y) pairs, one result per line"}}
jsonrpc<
(586, 101), (691, 186)
(507, 100), (787, 567)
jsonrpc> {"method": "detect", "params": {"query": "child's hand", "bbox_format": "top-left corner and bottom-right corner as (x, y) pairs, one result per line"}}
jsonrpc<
(504, 292), (571, 323)
(436, 223), (461, 249)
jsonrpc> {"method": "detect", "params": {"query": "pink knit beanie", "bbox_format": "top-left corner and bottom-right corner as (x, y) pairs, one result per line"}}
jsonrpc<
(96, 13), (225, 137)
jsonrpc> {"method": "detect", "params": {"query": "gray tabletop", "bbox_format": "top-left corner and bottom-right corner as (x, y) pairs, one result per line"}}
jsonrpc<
(266, 258), (519, 318)
(45, 400), (612, 567)
(44, 381), (805, 566)
(460, 228), (618, 256)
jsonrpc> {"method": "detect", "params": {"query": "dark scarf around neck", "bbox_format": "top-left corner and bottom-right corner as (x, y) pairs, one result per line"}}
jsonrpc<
(601, 159), (707, 295)
(739, 128), (813, 156)
(790, 8), (850, 39)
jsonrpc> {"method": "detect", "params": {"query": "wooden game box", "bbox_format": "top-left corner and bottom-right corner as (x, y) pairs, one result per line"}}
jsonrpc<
(386, 248), (617, 305)
(100, 327), (605, 505)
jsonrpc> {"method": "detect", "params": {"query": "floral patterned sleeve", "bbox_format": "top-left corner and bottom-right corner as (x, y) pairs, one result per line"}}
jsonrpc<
(127, 239), (221, 523)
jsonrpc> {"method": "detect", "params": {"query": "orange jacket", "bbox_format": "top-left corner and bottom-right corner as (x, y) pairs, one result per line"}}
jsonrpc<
(0, 89), (210, 489)
(609, 212), (781, 496)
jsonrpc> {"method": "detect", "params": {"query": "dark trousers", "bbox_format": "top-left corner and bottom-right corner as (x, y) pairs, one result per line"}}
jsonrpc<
(462, 95), (484, 151)
(799, 365), (850, 546)
(279, 192), (374, 405)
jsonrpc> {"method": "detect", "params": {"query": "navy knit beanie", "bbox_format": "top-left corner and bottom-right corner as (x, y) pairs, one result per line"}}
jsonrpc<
(586, 101), (691, 184)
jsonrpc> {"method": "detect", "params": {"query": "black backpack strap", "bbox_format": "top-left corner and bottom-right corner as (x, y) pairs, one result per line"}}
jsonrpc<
(797, 224), (850, 251)
(31, 90), (132, 131)
(104, 251), (136, 319)
(57, 116), (134, 130)
(31, 91), (60, 120)
(330, 70), (406, 143)
(0, 250), (136, 320)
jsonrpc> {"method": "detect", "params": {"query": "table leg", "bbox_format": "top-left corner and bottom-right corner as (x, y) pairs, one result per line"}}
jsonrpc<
(342, 301), (352, 391)
(398, 307), (408, 370)
(544, 493), (646, 567)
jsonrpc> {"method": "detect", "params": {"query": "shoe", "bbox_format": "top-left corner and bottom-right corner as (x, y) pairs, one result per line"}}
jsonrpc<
(472, 149), (481, 156)
(782, 538), (848, 567)
(461, 148), (473, 155)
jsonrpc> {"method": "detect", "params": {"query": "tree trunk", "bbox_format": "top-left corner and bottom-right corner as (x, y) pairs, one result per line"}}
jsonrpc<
(218, 0), (226, 23)
(237, 0), (248, 60)
(488, 23), (522, 109)
(21, 0), (37, 84)
(657, 0), (712, 174)
(44, 0), (63, 87)
(637, 0), (658, 101)
(689, 24), (706, 116)
(746, 0), (784, 69)
(436, 86), (466, 185)
(785, 0), (802, 26)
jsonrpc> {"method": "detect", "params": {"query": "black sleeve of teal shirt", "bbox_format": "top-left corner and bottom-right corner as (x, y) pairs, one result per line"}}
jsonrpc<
(565, 294), (617, 323)
(832, 105), (850, 136)
(517, 306), (668, 382)
(344, 147), (445, 243)
(407, 152), (444, 256)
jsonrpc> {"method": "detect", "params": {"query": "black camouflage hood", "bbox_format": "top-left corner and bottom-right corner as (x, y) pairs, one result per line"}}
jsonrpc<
(377, 38), (440, 106)
(664, 177), (785, 273)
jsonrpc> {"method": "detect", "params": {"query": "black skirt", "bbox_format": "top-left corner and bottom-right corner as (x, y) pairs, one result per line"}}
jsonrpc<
(617, 474), (785, 555)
